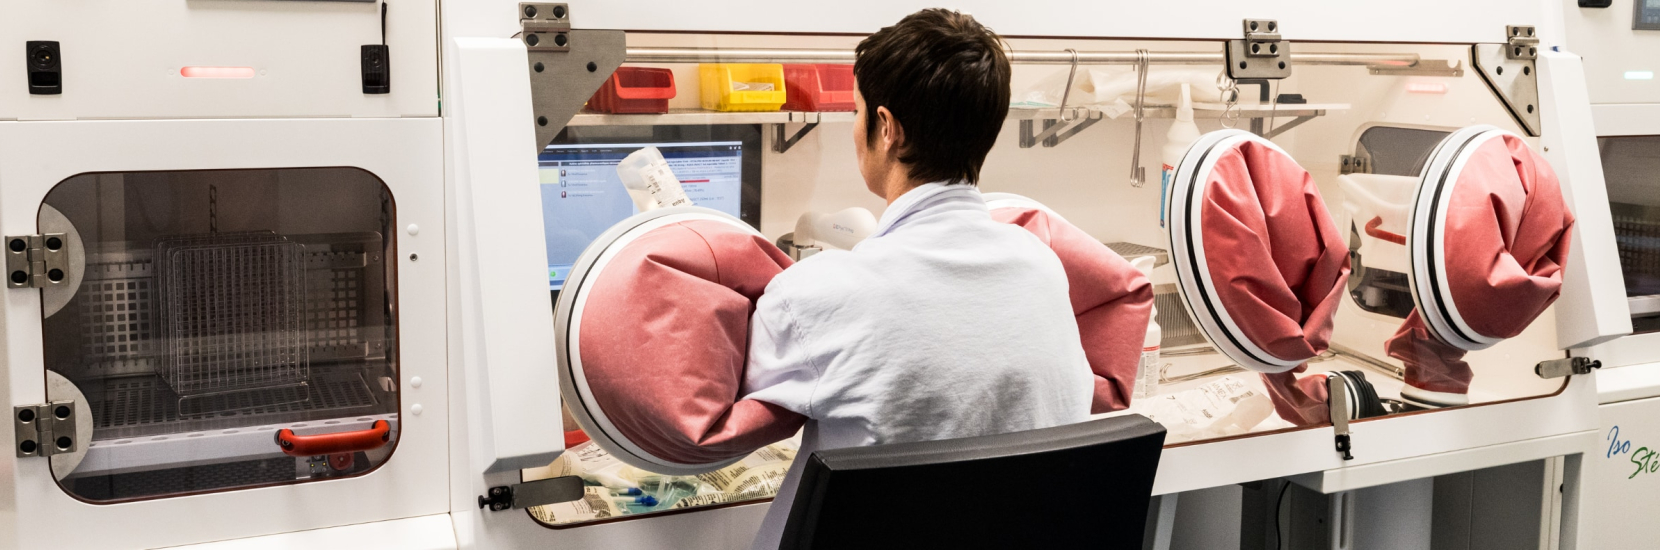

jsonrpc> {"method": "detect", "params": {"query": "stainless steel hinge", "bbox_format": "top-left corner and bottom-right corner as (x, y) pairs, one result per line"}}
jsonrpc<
(1227, 19), (1291, 80)
(5, 234), (69, 289)
(14, 402), (77, 458)
(1535, 356), (1600, 379)
(1505, 25), (1540, 60)
(1471, 25), (1542, 136)
(519, 3), (571, 52)
(1339, 155), (1371, 175)
(479, 475), (585, 511)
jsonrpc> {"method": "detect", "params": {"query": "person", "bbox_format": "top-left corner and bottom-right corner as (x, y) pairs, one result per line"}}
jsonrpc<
(741, 9), (1092, 548)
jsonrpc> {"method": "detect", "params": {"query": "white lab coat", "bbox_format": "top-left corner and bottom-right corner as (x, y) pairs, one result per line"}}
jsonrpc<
(742, 182), (1093, 549)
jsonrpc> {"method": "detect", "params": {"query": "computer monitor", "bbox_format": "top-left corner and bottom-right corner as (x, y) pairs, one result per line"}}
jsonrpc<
(539, 125), (763, 291)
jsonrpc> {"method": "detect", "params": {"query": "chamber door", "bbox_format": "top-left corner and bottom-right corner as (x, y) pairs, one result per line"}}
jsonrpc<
(1164, 129), (1350, 374)
(555, 207), (804, 475)
(1407, 125), (1573, 352)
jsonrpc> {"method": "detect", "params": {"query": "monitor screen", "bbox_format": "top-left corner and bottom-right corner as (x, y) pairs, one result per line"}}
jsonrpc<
(540, 126), (761, 290)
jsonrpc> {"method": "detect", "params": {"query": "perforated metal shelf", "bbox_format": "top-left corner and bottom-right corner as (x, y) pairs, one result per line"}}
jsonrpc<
(82, 368), (386, 441)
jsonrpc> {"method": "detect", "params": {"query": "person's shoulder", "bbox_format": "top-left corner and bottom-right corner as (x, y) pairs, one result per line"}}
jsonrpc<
(763, 249), (874, 300)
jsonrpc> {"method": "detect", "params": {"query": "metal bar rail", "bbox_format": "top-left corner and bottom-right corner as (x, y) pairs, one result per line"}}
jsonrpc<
(624, 47), (1420, 67)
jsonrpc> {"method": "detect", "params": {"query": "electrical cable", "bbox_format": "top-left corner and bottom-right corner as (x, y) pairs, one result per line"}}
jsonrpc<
(1267, 78), (1281, 136)
(1274, 480), (1291, 550)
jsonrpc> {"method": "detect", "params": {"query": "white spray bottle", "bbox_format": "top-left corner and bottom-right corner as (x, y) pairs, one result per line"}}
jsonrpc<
(1160, 83), (1200, 228)
(1131, 256), (1161, 400)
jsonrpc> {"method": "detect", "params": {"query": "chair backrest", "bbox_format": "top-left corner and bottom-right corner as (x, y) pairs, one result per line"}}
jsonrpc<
(778, 415), (1167, 550)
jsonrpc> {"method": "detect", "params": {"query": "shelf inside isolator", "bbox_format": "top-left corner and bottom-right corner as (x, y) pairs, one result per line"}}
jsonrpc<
(566, 102), (1346, 153)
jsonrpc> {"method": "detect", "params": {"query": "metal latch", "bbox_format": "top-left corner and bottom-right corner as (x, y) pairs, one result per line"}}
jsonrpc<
(14, 402), (77, 458)
(1535, 356), (1600, 379)
(1227, 19), (1291, 80)
(479, 475), (586, 511)
(520, 3), (571, 52)
(1339, 155), (1371, 175)
(1505, 25), (1540, 60)
(5, 234), (68, 289)
(1327, 375), (1353, 461)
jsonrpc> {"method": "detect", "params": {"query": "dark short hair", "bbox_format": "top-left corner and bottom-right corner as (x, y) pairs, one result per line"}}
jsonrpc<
(855, 9), (1011, 186)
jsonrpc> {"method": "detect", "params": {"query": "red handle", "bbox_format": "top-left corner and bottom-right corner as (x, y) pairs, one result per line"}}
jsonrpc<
(275, 420), (392, 457)
(1364, 216), (1407, 246)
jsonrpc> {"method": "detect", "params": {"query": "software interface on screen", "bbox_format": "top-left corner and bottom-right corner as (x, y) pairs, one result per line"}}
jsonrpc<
(540, 141), (745, 290)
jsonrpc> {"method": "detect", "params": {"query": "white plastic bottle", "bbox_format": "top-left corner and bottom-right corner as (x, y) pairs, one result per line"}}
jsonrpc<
(616, 146), (692, 212)
(1131, 256), (1161, 400)
(1159, 83), (1200, 228)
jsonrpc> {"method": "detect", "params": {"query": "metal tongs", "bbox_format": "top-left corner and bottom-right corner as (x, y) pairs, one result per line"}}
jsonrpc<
(1128, 49), (1150, 187)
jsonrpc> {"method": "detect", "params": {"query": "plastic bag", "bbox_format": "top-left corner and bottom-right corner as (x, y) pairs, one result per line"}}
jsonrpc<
(1014, 67), (1229, 118)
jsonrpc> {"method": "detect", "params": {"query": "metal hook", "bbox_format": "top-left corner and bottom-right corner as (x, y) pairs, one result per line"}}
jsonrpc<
(1129, 49), (1150, 187)
(1216, 71), (1241, 129)
(1058, 48), (1081, 122)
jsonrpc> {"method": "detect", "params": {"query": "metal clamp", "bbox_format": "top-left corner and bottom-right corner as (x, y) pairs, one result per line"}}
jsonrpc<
(15, 401), (77, 458)
(1227, 19), (1292, 80)
(1327, 375), (1354, 461)
(5, 234), (69, 289)
(1535, 356), (1600, 379)
(479, 475), (586, 511)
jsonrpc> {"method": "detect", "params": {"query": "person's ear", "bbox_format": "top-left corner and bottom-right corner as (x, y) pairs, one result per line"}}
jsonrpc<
(877, 105), (903, 157)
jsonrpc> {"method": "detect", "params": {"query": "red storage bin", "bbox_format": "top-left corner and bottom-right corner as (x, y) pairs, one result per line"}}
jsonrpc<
(782, 64), (855, 112)
(588, 67), (677, 114)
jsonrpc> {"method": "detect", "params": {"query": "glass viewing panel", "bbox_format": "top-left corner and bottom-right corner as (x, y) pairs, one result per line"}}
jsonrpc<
(41, 168), (400, 501)
(1597, 136), (1660, 334)
(535, 34), (1571, 526)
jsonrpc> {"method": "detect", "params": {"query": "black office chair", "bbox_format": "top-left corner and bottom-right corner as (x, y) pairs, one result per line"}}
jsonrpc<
(778, 415), (1167, 550)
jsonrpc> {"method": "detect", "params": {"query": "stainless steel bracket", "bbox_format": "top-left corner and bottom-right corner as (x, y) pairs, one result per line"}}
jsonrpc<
(1471, 26), (1542, 136)
(14, 401), (77, 458)
(479, 475), (586, 511)
(5, 234), (69, 289)
(521, 3), (626, 151)
(1535, 356), (1600, 379)
(1018, 108), (1101, 148)
(773, 122), (820, 153)
(1328, 375), (1353, 461)
(1227, 19), (1291, 80)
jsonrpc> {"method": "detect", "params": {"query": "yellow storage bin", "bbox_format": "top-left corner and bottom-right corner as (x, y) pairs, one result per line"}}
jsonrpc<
(699, 64), (787, 112)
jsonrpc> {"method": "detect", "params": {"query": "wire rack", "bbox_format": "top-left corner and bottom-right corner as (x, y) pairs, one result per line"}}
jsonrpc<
(155, 233), (310, 403)
(1612, 204), (1660, 297)
(1154, 284), (1206, 348)
(83, 369), (382, 440)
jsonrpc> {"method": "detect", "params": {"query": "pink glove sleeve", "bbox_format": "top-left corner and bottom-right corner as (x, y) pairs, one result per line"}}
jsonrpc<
(578, 220), (806, 465)
(1200, 140), (1350, 426)
(1389, 133), (1573, 396)
(991, 208), (1154, 413)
